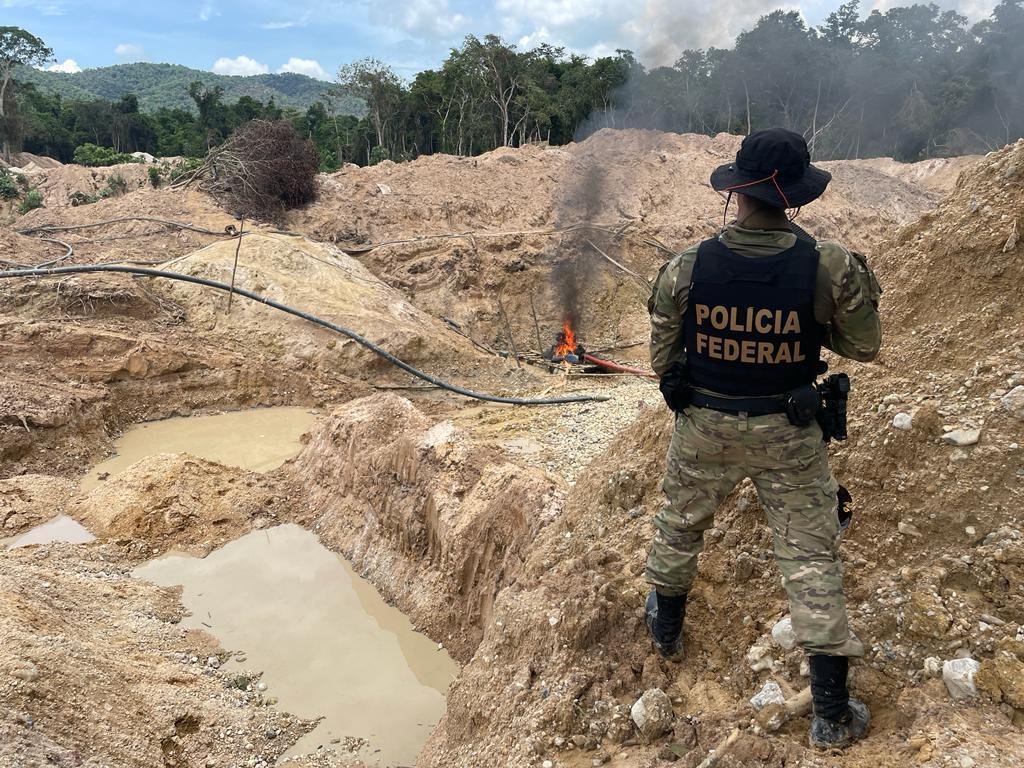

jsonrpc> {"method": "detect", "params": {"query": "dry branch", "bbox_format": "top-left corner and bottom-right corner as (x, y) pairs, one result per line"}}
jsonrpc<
(171, 120), (318, 223)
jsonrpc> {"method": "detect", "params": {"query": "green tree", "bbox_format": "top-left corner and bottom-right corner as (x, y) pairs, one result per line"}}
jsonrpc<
(337, 58), (405, 159)
(0, 27), (53, 160)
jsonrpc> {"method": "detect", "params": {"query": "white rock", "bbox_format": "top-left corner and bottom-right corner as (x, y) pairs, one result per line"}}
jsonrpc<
(749, 680), (786, 710)
(206, 656), (220, 668)
(898, 521), (923, 538)
(923, 656), (943, 678)
(745, 643), (775, 672)
(892, 412), (913, 430)
(542, 761), (554, 768)
(942, 657), (980, 699)
(1000, 386), (1024, 419)
(376, 183), (392, 196)
(770, 617), (797, 650)
(941, 429), (981, 446)
(799, 658), (810, 677)
(630, 688), (673, 741)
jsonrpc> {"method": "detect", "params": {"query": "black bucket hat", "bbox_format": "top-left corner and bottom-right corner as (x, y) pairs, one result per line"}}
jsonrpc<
(710, 128), (831, 209)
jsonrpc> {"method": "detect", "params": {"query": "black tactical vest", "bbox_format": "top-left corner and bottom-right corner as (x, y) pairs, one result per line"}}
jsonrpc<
(684, 236), (824, 397)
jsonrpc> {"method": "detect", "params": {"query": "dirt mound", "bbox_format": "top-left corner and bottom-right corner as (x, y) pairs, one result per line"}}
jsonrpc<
(293, 130), (950, 250)
(848, 155), (979, 194)
(73, 454), (298, 556)
(159, 232), (513, 384)
(5, 151), (63, 170)
(14, 186), (238, 265)
(289, 393), (560, 660)
(17, 161), (152, 210)
(0, 542), (321, 768)
(0, 474), (76, 537)
(880, 138), (1024, 360)
(290, 130), (958, 358)
(0, 229), (61, 267)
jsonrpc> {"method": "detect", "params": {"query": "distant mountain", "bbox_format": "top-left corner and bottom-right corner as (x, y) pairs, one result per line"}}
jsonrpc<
(17, 62), (361, 114)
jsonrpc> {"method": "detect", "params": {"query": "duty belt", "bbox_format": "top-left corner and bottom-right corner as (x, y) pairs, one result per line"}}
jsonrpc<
(689, 391), (787, 416)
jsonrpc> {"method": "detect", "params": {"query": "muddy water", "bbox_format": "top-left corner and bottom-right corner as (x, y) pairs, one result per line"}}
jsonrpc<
(82, 407), (317, 490)
(4, 515), (96, 548)
(133, 524), (458, 766)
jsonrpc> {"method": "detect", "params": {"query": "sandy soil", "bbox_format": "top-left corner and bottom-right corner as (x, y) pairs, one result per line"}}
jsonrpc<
(1, 131), (1021, 768)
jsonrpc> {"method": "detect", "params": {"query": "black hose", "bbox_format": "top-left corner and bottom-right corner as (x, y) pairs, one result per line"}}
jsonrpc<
(0, 263), (610, 406)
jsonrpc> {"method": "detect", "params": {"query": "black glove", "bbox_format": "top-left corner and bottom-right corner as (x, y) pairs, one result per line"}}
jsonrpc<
(659, 360), (692, 413)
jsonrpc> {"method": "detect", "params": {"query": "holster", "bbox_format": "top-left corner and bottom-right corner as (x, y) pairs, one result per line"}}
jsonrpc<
(783, 384), (821, 427)
(659, 361), (693, 413)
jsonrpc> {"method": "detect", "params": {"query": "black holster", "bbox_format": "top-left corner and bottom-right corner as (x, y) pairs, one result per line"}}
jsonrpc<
(783, 384), (820, 427)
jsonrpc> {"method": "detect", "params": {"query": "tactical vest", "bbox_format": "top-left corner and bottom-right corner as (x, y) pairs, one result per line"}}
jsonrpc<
(684, 236), (824, 397)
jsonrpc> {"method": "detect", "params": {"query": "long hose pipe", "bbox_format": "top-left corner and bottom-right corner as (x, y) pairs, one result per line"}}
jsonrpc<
(0, 263), (610, 406)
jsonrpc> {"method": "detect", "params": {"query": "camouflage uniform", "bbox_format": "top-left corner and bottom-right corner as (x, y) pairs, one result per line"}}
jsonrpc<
(646, 211), (882, 657)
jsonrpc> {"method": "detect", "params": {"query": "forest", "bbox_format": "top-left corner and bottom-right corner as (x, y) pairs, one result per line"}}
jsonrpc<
(2, 0), (1023, 168)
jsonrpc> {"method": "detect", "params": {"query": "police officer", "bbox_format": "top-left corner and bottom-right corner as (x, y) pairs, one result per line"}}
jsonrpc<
(645, 128), (882, 749)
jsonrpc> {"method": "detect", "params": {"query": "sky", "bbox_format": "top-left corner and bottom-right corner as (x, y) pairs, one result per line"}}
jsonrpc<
(3, 0), (1001, 81)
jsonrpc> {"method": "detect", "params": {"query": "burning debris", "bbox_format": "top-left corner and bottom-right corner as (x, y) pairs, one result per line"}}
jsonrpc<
(542, 320), (655, 378)
(547, 320), (585, 364)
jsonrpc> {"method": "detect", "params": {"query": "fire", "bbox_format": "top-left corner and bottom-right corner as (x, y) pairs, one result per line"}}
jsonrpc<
(553, 320), (577, 357)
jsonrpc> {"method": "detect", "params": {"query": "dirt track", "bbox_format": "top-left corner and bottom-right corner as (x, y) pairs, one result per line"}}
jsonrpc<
(1, 131), (1022, 768)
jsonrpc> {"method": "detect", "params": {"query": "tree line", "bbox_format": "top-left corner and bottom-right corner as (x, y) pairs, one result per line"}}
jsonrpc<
(3, 0), (1024, 169)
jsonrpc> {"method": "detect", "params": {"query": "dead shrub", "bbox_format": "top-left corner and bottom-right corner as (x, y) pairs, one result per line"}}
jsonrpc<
(172, 120), (319, 223)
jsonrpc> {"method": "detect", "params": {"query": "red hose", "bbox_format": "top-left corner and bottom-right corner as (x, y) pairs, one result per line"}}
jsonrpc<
(582, 353), (657, 378)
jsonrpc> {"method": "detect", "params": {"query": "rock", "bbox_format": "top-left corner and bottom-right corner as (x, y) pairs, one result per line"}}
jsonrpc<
(745, 643), (775, 671)
(906, 592), (951, 639)
(641, 653), (669, 690)
(542, 761), (553, 768)
(206, 656), (220, 669)
(941, 429), (981, 446)
(770, 616), (796, 650)
(943, 657), (981, 699)
(1000, 386), (1024, 419)
(10, 661), (39, 682)
(630, 688), (673, 742)
(924, 656), (943, 678)
(898, 521), (923, 538)
(975, 640), (1024, 708)
(892, 412), (913, 430)
(749, 680), (786, 710)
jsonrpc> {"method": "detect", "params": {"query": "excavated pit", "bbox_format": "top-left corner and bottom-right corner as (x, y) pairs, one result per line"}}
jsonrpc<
(134, 524), (459, 767)
(81, 406), (318, 490)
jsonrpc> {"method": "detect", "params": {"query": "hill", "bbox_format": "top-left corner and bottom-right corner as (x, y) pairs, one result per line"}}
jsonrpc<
(17, 62), (360, 114)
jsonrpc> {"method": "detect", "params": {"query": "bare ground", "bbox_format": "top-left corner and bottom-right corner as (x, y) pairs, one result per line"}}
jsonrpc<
(1, 131), (1021, 768)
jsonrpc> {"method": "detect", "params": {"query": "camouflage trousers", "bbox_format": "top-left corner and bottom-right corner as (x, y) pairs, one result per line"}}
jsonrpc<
(646, 406), (864, 657)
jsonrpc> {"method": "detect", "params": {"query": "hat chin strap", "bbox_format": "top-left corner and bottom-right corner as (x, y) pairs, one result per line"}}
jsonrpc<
(723, 169), (794, 210)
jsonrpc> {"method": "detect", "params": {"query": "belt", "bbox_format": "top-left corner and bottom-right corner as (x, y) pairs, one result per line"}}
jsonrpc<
(689, 391), (787, 416)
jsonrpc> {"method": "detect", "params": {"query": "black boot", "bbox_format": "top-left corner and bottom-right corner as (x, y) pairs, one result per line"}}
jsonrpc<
(808, 655), (870, 749)
(644, 591), (685, 659)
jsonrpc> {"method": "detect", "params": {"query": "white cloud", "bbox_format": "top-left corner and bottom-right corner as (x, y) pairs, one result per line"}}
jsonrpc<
(370, 0), (468, 40)
(43, 58), (82, 74)
(212, 55), (270, 76)
(199, 2), (219, 21)
(114, 43), (145, 60)
(260, 20), (301, 29)
(277, 57), (330, 80)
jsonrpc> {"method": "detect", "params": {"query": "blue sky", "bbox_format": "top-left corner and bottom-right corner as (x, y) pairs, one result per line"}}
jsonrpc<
(4, 0), (999, 80)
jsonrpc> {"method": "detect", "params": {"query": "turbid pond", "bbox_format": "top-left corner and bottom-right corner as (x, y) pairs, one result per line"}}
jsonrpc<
(134, 523), (459, 766)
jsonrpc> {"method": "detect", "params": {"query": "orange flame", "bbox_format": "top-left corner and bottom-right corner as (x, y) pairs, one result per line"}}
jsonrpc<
(553, 320), (577, 357)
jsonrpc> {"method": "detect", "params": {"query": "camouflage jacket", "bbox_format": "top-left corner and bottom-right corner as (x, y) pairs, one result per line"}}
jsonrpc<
(649, 217), (882, 376)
